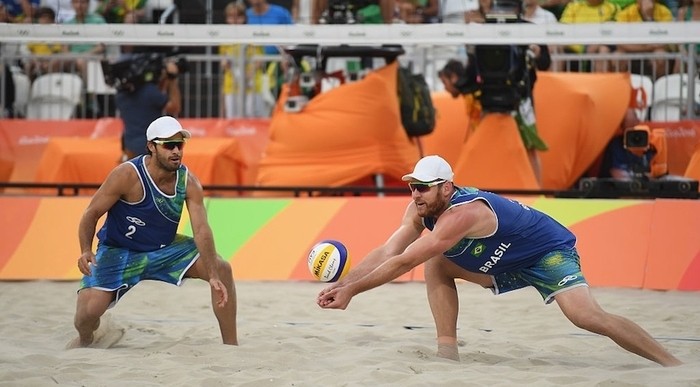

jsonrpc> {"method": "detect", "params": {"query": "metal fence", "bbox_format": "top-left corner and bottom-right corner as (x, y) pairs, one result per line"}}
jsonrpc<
(1, 45), (698, 121)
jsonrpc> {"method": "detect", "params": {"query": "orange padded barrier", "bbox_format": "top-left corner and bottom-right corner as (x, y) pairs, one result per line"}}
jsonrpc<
(2, 75), (700, 191)
(33, 137), (246, 191)
(535, 72), (630, 190)
(254, 61), (420, 191)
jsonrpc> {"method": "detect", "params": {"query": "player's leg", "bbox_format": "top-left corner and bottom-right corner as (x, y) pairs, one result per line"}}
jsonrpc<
(555, 286), (682, 367)
(424, 255), (492, 360)
(69, 288), (114, 347)
(186, 254), (238, 345)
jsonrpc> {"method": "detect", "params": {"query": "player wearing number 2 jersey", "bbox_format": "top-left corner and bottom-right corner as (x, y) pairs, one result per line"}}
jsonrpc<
(69, 116), (238, 348)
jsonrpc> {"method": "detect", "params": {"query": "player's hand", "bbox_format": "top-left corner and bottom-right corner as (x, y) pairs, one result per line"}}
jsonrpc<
(317, 286), (352, 310)
(316, 282), (341, 301)
(209, 278), (228, 308)
(165, 61), (179, 76)
(77, 251), (97, 276)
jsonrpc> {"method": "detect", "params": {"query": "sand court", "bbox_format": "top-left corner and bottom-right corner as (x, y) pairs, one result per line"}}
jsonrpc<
(0, 280), (698, 386)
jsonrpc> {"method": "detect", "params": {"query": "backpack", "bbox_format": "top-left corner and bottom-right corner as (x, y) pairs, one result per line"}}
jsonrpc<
(397, 66), (436, 137)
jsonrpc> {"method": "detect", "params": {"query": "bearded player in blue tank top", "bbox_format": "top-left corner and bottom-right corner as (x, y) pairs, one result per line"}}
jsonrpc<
(318, 155), (681, 367)
(67, 116), (237, 348)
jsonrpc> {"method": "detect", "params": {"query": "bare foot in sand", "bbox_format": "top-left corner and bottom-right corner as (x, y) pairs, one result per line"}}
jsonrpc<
(66, 314), (125, 349)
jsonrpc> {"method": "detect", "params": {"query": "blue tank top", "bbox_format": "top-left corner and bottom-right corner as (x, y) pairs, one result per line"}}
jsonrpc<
(96, 155), (188, 252)
(423, 187), (576, 275)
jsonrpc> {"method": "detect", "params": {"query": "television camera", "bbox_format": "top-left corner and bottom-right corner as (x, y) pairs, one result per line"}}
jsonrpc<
(102, 52), (189, 93)
(453, 0), (536, 113)
(575, 124), (699, 199)
(623, 124), (667, 179)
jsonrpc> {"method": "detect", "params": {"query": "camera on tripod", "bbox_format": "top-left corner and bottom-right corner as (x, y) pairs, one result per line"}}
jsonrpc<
(623, 125), (668, 178)
(102, 52), (189, 92)
(453, 0), (534, 113)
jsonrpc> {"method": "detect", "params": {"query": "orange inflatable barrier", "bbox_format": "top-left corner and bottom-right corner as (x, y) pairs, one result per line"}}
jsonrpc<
(255, 61), (420, 191)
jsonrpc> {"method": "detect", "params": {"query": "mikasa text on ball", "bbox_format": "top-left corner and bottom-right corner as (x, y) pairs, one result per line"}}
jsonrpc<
(308, 240), (351, 282)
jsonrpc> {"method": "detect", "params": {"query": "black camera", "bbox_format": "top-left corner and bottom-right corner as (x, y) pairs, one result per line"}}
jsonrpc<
(461, 0), (533, 113)
(319, 0), (357, 24)
(102, 53), (188, 92)
(624, 127), (650, 151)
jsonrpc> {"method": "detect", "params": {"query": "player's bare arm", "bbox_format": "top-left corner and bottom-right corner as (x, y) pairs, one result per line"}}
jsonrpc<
(316, 202), (424, 303)
(185, 173), (228, 306)
(319, 203), (474, 309)
(77, 163), (137, 275)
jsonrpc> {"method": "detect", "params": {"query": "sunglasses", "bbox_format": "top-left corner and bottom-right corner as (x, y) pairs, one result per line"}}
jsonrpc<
(153, 139), (186, 151)
(408, 180), (445, 193)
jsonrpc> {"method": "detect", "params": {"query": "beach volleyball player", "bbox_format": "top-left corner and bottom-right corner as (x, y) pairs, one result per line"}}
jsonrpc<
(317, 155), (682, 367)
(68, 116), (238, 348)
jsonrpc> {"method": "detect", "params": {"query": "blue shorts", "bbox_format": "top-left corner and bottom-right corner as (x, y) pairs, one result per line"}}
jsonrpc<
(491, 248), (588, 304)
(79, 234), (200, 308)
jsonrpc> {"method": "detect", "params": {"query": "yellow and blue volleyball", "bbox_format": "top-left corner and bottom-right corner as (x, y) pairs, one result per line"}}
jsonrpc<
(307, 239), (351, 282)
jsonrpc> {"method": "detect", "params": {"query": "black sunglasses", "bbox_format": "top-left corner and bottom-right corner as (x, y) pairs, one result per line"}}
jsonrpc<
(153, 139), (186, 151)
(408, 180), (445, 193)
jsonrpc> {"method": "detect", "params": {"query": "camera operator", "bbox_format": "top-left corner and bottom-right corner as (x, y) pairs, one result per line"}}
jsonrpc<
(113, 54), (182, 161)
(438, 0), (551, 184)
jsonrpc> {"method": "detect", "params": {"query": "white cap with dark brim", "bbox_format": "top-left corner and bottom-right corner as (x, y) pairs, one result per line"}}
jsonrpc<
(146, 116), (192, 141)
(401, 155), (454, 182)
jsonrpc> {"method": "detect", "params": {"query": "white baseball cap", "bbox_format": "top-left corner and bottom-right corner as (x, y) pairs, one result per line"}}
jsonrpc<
(401, 155), (454, 182)
(146, 116), (191, 141)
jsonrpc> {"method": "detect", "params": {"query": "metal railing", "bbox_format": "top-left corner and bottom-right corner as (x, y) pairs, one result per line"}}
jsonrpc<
(1, 47), (697, 120)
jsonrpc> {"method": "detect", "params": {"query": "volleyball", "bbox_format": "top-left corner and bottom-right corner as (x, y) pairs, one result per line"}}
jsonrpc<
(307, 240), (351, 282)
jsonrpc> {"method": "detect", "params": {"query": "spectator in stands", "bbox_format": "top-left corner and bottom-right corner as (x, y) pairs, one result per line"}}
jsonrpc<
(117, 10), (141, 55)
(62, 0), (107, 77)
(429, 0), (476, 92)
(246, 0), (294, 115)
(220, 1), (267, 118)
(522, 0), (558, 22)
(615, 0), (674, 78)
(438, 0), (476, 22)
(559, 0), (620, 73)
(115, 55), (182, 160)
(0, 2), (31, 67)
(95, 0), (147, 23)
(465, 0), (491, 22)
(0, 0), (38, 22)
(396, 0), (439, 23)
(539, 0), (570, 19)
(43, 0), (99, 23)
(268, 0), (300, 21)
(674, 0), (700, 73)
(25, 7), (63, 80)
(522, 0), (561, 70)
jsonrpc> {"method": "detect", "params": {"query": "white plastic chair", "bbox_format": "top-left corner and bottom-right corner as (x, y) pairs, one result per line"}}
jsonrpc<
(651, 74), (700, 121)
(11, 71), (31, 118)
(25, 73), (84, 120)
(86, 60), (116, 95)
(629, 74), (653, 121)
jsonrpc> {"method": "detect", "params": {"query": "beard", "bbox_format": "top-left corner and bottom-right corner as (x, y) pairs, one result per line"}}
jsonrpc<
(154, 149), (181, 172)
(416, 194), (449, 218)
